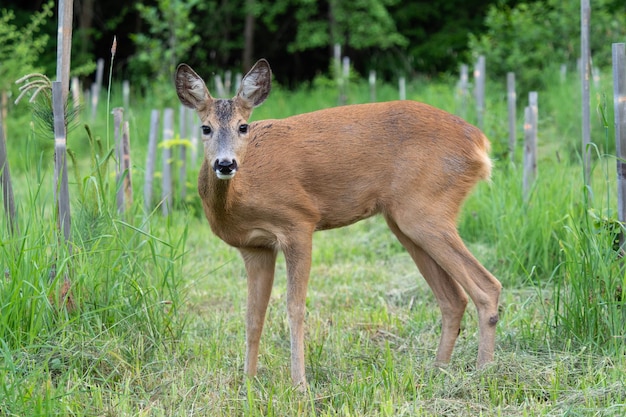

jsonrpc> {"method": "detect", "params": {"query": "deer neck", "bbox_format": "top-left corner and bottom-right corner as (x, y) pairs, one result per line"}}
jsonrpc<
(198, 158), (240, 215)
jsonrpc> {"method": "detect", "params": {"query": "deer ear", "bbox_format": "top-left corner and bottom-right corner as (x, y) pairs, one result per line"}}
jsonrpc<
(175, 64), (212, 110)
(237, 59), (272, 108)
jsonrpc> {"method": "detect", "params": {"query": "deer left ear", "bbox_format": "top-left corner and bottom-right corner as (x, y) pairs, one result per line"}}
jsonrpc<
(237, 59), (272, 108)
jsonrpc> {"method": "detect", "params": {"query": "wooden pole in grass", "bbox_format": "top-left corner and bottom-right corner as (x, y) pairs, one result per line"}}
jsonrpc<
(55, 0), (72, 105)
(144, 110), (159, 212)
(581, 0), (592, 185)
(52, 81), (71, 245)
(369, 70), (376, 102)
(0, 103), (16, 234)
(91, 58), (104, 120)
(162, 108), (174, 215)
(189, 106), (199, 166)
(523, 92), (538, 200)
(613, 43), (626, 230)
(399, 77), (406, 100)
(474, 55), (486, 129)
(123, 80), (130, 110)
(113, 107), (125, 212)
(122, 121), (132, 210)
(179, 105), (188, 201)
(459, 64), (469, 118)
(507, 72), (517, 159)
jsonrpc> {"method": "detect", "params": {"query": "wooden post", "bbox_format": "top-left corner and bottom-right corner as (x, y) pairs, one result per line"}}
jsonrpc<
(474, 55), (486, 129)
(189, 106), (199, 166)
(399, 77), (406, 100)
(214, 74), (226, 98)
(507, 72), (517, 159)
(112, 107), (125, 212)
(71, 77), (80, 111)
(123, 80), (130, 110)
(369, 70), (376, 102)
(523, 92), (538, 200)
(179, 104), (187, 201)
(91, 58), (104, 120)
(339, 56), (350, 105)
(459, 64), (469, 118)
(0, 100), (16, 234)
(224, 70), (232, 96)
(162, 108), (174, 215)
(55, 0), (73, 104)
(235, 73), (242, 94)
(122, 121), (132, 210)
(144, 110), (159, 213)
(334, 44), (342, 105)
(581, 0), (591, 185)
(52, 82), (71, 244)
(613, 43), (626, 229)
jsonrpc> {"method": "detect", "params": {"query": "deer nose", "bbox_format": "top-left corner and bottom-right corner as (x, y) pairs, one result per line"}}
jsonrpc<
(213, 158), (238, 179)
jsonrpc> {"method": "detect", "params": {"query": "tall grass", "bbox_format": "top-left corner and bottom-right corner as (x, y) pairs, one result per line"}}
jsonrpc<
(0, 106), (188, 416)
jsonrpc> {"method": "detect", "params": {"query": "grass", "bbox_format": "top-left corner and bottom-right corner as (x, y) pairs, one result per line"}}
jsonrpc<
(0, 68), (625, 415)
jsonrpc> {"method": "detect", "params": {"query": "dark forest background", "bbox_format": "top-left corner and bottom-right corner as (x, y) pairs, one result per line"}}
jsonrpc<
(1, 0), (625, 89)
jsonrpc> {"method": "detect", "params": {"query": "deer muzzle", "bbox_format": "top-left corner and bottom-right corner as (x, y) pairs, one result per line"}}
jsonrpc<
(213, 158), (238, 180)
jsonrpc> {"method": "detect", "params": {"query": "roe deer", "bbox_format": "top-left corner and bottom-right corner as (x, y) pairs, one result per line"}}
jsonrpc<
(175, 59), (502, 389)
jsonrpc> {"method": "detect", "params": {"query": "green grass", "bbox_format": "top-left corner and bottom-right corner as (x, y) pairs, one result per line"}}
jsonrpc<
(0, 69), (625, 415)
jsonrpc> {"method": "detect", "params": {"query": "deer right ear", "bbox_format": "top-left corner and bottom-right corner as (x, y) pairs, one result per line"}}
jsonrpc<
(237, 59), (272, 108)
(175, 64), (212, 110)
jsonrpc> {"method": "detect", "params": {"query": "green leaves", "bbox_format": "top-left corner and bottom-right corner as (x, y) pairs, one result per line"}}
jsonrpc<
(0, 1), (53, 93)
(288, 0), (407, 53)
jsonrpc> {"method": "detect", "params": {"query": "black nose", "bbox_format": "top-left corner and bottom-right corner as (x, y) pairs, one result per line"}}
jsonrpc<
(213, 158), (238, 175)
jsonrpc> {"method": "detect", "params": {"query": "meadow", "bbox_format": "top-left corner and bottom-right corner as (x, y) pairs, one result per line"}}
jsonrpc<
(0, 67), (624, 416)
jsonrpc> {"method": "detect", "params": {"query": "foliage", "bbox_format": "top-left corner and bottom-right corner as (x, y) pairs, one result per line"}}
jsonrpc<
(468, 0), (626, 94)
(0, 1), (53, 94)
(288, 0), (407, 52)
(129, 0), (203, 96)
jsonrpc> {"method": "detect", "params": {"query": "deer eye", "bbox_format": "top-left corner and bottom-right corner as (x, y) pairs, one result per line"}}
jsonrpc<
(201, 125), (212, 135)
(239, 124), (249, 134)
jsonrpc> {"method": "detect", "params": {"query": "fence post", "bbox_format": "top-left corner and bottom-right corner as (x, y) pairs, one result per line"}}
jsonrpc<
(179, 105), (188, 201)
(474, 55), (485, 129)
(399, 77), (406, 100)
(113, 107), (125, 212)
(0, 99), (16, 234)
(459, 64), (469, 118)
(52, 82), (72, 245)
(613, 43), (626, 233)
(581, 0), (591, 185)
(91, 58), (104, 120)
(122, 121), (132, 210)
(162, 108), (174, 215)
(369, 70), (376, 102)
(144, 110), (159, 213)
(523, 92), (538, 200)
(507, 72), (517, 159)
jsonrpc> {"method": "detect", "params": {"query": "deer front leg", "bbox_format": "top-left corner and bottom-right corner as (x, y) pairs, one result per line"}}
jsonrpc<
(240, 248), (277, 378)
(283, 235), (313, 390)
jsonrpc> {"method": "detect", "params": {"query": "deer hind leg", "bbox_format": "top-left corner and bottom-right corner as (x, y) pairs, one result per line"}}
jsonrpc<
(386, 217), (468, 365)
(240, 247), (277, 378)
(388, 213), (501, 368)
